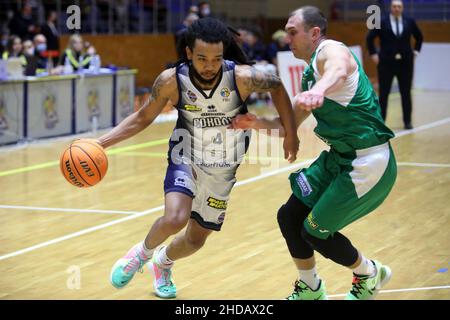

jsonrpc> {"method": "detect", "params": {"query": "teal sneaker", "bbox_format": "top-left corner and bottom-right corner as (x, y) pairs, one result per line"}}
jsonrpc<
(345, 260), (392, 300)
(110, 242), (150, 289)
(148, 247), (176, 299)
(286, 279), (327, 300)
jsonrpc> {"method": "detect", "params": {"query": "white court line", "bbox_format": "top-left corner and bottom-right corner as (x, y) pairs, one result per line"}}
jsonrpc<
(397, 162), (450, 168)
(394, 117), (450, 138)
(328, 285), (450, 298)
(0, 159), (312, 262)
(1, 116), (450, 262)
(0, 205), (138, 215)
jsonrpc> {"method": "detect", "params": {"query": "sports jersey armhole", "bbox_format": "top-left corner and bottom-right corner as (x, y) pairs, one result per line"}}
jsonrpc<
(313, 40), (345, 77)
(174, 64), (183, 109)
(233, 63), (244, 104)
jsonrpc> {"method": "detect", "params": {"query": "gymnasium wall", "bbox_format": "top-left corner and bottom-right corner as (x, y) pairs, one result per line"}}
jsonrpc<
(59, 34), (178, 88)
(60, 22), (450, 89)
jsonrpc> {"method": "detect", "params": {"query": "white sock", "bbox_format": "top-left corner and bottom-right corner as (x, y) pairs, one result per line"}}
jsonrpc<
(141, 241), (154, 259)
(155, 246), (174, 269)
(352, 255), (375, 276)
(298, 267), (320, 290)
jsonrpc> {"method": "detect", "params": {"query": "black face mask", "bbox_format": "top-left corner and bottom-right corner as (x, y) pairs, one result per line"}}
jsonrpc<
(189, 61), (222, 86)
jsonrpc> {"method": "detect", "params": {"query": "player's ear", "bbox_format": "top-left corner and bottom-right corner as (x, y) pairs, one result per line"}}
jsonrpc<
(186, 46), (193, 60)
(311, 26), (321, 40)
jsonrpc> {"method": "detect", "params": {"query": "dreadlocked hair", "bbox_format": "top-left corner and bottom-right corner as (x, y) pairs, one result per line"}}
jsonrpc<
(175, 17), (252, 66)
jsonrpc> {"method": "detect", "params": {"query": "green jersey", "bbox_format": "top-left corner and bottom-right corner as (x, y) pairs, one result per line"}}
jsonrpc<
(302, 40), (394, 153)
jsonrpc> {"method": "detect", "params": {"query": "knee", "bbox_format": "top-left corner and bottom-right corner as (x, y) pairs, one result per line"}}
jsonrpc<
(185, 233), (208, 250)
(277, 205), (288, 227)
(162, 210), (190, 234)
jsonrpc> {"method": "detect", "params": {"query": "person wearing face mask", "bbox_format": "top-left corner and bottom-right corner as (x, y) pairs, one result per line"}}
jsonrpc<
(33, 34), (49, 73)
(198, 2), (212, 19)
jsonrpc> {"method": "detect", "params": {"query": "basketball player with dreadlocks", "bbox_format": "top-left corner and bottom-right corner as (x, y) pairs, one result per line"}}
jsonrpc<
(97, 17), (299, 298)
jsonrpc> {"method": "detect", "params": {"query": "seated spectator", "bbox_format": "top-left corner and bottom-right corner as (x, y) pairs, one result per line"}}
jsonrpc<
(266, 29), (290, 66)
(59, 34), (92, 72)
(33, 34), (49, 72)
(1, 35), (27, 67)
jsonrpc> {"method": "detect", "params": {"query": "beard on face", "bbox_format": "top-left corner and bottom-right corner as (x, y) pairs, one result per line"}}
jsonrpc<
(190, 63), (221, 86)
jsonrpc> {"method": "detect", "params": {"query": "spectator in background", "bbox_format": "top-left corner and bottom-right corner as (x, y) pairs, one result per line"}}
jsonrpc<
(242, 27), (267, 62)
(8, 2), (37, 40)
(175, 13), (199, 58)
(40, 10), (60, 65)
(198, 2), (212, 19)
(266, 29), (290, 66)
(188, 5), (199, 15)
(366, 0), (423, 129)
(1, 35), (27, 67)
(59, 34), (92, 71)
(33, 34), (48, 72)
(0, 33), (9, 54)
(22, 40), (34, 57)
(329, 0), (340, 21)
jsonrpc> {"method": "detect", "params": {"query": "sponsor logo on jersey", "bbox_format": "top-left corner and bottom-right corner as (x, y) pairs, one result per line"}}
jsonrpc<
(220, 87), (230, 98)
(296, 172), (313, 197)
(187, 90), (197, 103)
(206, 197), (228, 210)
(183, 104), (202, 112)
(193, 117), (233, 128)
(307, 213), (318, 229)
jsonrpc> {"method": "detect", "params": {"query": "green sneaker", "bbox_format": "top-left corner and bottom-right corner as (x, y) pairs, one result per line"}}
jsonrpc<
(110, 243), (150, 289)
(286, 279), (327, 300)
(148, 247), (176, 299)
(345, 260), (392, 300)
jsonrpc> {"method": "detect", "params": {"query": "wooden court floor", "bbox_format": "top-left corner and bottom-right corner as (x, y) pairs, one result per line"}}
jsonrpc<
(0, 90), (449, 300)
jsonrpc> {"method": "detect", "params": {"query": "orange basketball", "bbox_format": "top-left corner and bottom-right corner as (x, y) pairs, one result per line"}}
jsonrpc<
(60, 139), (108, 188)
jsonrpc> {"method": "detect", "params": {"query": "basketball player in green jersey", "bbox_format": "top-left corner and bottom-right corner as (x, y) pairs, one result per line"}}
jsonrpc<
(231, 6), (397, 300)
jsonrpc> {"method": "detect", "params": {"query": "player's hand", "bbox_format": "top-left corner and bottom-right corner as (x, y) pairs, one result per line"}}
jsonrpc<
(229, 113), (258, 130)
(283, 134), (299, 163)
(293, 90), (325, 112)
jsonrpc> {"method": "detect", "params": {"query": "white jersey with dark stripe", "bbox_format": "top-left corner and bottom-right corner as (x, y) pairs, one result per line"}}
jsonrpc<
(169, 60), (250, 170)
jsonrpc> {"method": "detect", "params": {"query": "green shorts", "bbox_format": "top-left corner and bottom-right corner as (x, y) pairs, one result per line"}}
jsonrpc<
(289, 142), (397, 239)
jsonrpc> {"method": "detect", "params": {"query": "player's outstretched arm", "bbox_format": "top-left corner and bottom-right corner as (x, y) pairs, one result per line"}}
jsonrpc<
(235, 65), (299, 162)
(97, 69), (176, 149)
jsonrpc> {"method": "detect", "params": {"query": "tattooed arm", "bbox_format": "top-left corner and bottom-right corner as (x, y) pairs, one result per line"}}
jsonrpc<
(97, 68), (176, 149)
(235, 65), (299, 162)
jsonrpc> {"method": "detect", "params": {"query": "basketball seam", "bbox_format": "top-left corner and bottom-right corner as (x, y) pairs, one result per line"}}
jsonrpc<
(81, 141), (109, 168)
(68, 145), (92, 186)
(73, 145), (103, 180)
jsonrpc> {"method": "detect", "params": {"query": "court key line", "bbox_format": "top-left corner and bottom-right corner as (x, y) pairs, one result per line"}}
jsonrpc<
(0, 116), (449, 261)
